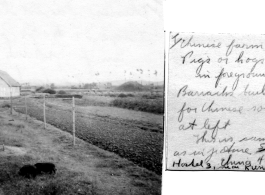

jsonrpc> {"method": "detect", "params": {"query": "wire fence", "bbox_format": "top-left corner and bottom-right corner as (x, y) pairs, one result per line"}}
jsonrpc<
(12, 95), (76, 144)
(11, 95), (163, 175)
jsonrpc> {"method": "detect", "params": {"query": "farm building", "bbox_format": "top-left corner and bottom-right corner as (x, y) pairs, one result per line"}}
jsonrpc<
(0, 70), (20, 98)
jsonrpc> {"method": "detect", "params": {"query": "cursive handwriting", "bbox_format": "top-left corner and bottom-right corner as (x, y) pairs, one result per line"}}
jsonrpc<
(226, 39), (263, 56)
(177, 85), (234, 97)
(202, 100), (243, 114)
(170, 33), (222, 50)
(177, 102), (197, 122)
(201, 118), (231, 139)
(170, 33), (265, 171)
(172, 158), (204, 168)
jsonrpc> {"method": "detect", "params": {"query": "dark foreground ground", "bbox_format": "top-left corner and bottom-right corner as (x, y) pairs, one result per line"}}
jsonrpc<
(0, 105), (161, 195)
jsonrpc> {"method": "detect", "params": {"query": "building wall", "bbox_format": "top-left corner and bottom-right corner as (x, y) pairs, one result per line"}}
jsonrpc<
(0, 79), (20, 97)
(11, 87), (20, 97)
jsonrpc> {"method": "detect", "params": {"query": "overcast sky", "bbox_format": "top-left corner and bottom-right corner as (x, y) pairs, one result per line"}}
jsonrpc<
(0, 0), (163, 85)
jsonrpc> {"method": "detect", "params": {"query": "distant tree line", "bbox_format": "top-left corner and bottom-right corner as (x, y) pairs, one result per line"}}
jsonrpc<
(71, 82), (98, 89)
(83, 82), (98, 89)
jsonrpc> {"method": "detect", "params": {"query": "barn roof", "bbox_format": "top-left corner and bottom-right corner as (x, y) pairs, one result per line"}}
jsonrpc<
(0, 70), (20, 87)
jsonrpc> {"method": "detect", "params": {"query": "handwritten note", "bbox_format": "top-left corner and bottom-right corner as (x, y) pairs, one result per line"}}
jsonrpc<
(167, 32), (265, 170)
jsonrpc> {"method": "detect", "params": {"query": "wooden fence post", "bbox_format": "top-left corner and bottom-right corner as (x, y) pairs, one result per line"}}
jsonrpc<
(43, 95), (46, 129)
(10, 88), (13, 115)
(25, 96), (28, 120)
(73, 96), (75, 145)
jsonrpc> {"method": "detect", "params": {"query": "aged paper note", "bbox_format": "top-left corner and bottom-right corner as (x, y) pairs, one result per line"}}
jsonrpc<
(167, 32), (265, 171)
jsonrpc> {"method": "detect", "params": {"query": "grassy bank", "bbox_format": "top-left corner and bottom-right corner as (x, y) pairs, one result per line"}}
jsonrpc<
(0, 105), (161, 195)
(110, 98), (163, 114)
(60, 95), (164, 115)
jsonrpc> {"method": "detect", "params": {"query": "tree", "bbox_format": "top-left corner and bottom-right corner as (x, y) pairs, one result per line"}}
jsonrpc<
(50, 83), (55, 89)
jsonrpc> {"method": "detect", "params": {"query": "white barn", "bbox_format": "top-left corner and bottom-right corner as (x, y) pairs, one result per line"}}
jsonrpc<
(0, 70), (20, 98)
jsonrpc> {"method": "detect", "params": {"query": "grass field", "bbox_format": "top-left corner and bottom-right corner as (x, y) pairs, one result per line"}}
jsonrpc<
(13, 97), (163, 175)
(63, 93), (164, 114)
(28, 88), (164, 115)
(0, 104), (161, 195)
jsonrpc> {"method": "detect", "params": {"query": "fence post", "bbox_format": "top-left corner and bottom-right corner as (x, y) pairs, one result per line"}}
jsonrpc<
(43, 95), (46, 129)
(25, 96), (28, 120)
(73, 96), (75, 145)
(10, 88), (13, 115)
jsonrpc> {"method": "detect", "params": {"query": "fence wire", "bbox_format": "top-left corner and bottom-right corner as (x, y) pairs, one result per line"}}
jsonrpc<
(11, 95), (163, 175)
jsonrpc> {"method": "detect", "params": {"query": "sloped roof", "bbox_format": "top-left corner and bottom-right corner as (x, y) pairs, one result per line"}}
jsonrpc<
(0, 70), (20, 87)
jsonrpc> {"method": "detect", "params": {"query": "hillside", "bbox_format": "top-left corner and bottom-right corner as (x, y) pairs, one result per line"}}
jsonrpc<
(116, 81), (146, 91)
(111, 80), (163, 86)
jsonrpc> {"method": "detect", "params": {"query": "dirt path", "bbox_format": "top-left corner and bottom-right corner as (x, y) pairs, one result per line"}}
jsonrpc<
(0, 107), (161, 195)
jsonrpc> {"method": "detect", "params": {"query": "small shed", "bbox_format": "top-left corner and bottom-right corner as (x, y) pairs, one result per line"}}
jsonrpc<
(0, 70), (20, 98)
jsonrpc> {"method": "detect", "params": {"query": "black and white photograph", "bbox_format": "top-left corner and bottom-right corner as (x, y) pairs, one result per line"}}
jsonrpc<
(0, 1), (164, 194)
